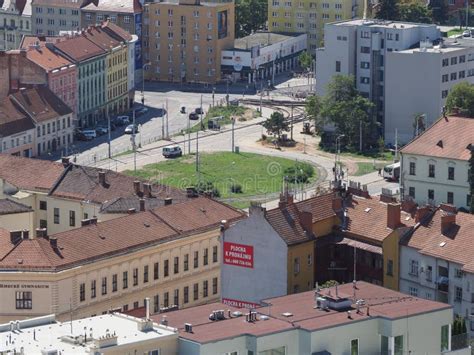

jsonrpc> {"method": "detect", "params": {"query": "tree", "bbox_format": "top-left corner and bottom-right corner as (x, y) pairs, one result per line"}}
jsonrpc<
(299, 51), (312, 71)
(429, 0), (449, 24)
(262, 111), (289, 140)
(375, 0), (400, 20)
(320, 75), (375, 150)
(446, 82), (474, 117)
(320, 280), (339, 289)
(305, 95), (324, 134)
(399, 2), (432, 23)
(235, 0), (267, 38)
(469, 147), (474, 214)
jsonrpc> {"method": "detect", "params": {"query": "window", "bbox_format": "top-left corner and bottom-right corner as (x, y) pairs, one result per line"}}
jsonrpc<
(460, 55), (466, 63)
(459, 70), (466, 79)
(164, 260), (169, 277)
(193, 283), (199, 300)
(386, 259), (393, 276)
(307, 254), (312, 265)
(174, 257), (179, 274)
(212, 246), (218, 263)
(144, 265), (149, 283)
(442, 58), (449, 67)
(101, 277), (107, 295)
(335, 60), (341, 72)
(428, 189), (434, 201)
(174, 289), (179, 306)
(360, 61), (370, 69)
(447, 192), (454, 204)
(451, 56), (457, 65)
(442, 90), (449, 99)
(154, 262), (159, 280)
(39, 200), (47, 210)
(455, 268), (463, 278)
(409, 259), (419, 276)
(441, 324), (449, 351)
(133, 268), (138, 286)
(360, 46), (370, 53)
(451, 72), (457, 81)
(203, 280), (208, 297)
(80, 283), (85, 301)
(409, 187), (415, 198)
(360, 77), (370, 84)
(53, 208), (60, 224)
(124, 15), (130, 24)
(381, 335), (389, 355)
(69, 210), (75, 227)
(409, 162), (416, 175)
(184, 286), (189, 303)
(16, 292), (32, 309)
(394, 335), (403, 355)
(455, 286), (463, 302)
(213, 277), (218, 294)
(428, 164), (435, 178)
(409, 286), (418, 296)
(91, 280), (96, 298)
(154, 295), (159, 313)
(426, 265), (433, 281)
(448, 166), (455, 180)
(184, 254), (189, 271)
(350, 339), (359, 355)
(194, 251), (199, 268)
(468, 194), (472, 207)
(123, 271), (128, 289)
(112, 274), (117, 292)
(294, 257), (300, 274)
(203, 248), (208, 266)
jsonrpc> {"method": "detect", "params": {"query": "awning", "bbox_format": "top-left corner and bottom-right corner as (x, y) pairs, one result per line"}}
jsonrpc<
(335, 238), (382, 255)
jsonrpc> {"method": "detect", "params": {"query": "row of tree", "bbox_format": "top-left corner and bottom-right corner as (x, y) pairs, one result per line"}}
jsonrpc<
(376, 0), (448, 24)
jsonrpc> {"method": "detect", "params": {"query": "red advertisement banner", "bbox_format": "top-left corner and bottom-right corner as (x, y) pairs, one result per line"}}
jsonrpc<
(223, 242), (254, 268)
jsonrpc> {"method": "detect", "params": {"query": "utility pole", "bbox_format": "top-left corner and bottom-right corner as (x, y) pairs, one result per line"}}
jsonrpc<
(200, 94), (203, 131)
(212, 87), (215, 107)
(231, 117), (235, 153)
(166, 99), (169, 139)
(259, 82), (263, 113)
(359, 120), (362, 152)
(187, 117), (191, 154)
(395, 128), (398, 160)
(161, 103), (165, 138)
(290, 104), (294, 141)
(196, 130), (199, 172)
(107, 111), (111, 158)
(132, 109), (137, 172)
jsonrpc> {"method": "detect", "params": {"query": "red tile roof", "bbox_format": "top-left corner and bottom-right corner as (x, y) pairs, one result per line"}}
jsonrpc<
(0, 96), (35, 137)
(102, 21), (133, 41)
(80, 26), (121, 51)
(54, 34), (106, 62)
(20, 35), (60, 49)
(26, 44), (74, 72)
(154, 281), (450, 344)
(400, 115), (474, 161)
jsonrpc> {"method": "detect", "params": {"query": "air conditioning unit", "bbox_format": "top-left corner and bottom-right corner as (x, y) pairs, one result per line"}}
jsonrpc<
(316, 297), (329, 310)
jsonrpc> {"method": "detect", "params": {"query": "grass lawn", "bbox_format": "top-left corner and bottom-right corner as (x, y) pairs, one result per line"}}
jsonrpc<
(448, 28), (463, 37)
(353, 162), (386, 176)
(185, 105), (253, 134)
(341, 150), (393, 161)
(124, 152), (317, 203)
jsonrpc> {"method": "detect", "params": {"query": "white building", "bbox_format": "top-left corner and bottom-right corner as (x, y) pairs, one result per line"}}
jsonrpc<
(400, 204), (474, 336)
(0, 312), (178, 354)
(400, 115), (472, 210)
(0, 0), (32, 51)
(153, 281), (466, 355)
(316, 19), (440, 138)
(385, 38), (474, 144)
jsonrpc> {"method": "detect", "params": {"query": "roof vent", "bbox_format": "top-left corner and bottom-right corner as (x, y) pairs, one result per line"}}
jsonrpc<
(231, 311), (243, 317)
(437, 140), (443, 148)
(281, 312), (293, 317)
(209, 310), (226, 321)
(259, 315), (270, 321)
(184, 323), (193, 333)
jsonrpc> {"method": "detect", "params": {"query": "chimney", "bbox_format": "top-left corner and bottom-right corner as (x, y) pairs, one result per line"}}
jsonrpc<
(35, 228), (47, 238)
(98, 171), (106, 186)
(332, 196), (343, 211)
(145, 297), (150, 320)
(299, 210), (313, 234)
(128, 208), (136, 214)
(10, 231), (22, 245)
(49, 237), (58, 249)
(61, 157), (70, 167)
(415, 206), (431, 223)
(90, 216), (98, 225)
(387, 203), (401, 229)
(441, 212), (456, 234)
(278, 192), (294, 209)
(139, 198), (146, 211)
(184, 323), (193, 333)
(133, 181), (141, 195)
(160, 315), (168, 326)
(81, 219), (91, 227)
(220, 219), (229, 232)
(440, 203), (457, 214)
(143, 183), (152, 197)
(22, 229), (29, 240)
(164, 197), (172, 206)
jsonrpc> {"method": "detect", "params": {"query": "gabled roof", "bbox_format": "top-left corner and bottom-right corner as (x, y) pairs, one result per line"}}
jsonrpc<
(31, 0), (96, 9)
(0, 96), (35, 137)
(82, 0), (142, 14)
(54, 34), (106, 62)
(101, 21), (133, 42)
(80, 26), (121, 51)
(26, 43), (74, 72)
(0, 198), (32, 215)
(400, 115), (474, 161)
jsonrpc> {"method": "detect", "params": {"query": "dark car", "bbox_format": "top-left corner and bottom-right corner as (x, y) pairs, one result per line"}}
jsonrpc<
(189, 112), (199, 120)
(195, 107), (204, 115)
(74, 130), (88, 141)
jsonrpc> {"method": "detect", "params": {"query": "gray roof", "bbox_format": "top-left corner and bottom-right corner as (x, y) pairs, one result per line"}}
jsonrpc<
(234, 32), (302, 50)
(0, 199), (32, 215)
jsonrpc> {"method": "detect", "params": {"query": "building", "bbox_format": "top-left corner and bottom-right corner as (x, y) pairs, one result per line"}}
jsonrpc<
(153, 281), (463, 354)
(10, 86), (74, 156)
(268, 0), (364, 52)
(31, 0), (94, 36)
(0, 0), (32, 50)
(400, 204), (474, 336)
(24, 40), (77, 116)
(0, 200), (33, 234)
(143, 0), (235, 85)
(221, 32), (307, 85)
(0, 313), (178, 354)
(0, 191), (244, 323)
(316, 20), (440, 137)
(54, 32), (107, 127)
(80, 0), (143, 85)
(400, 115), (473, 210)
(0, 95), (35, 157)
(385, 38), (474, 144)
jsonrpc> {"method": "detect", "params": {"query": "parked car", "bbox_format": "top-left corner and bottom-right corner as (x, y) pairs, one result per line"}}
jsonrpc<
(82, 130), (97, 140)
(95, 126), (108, 135)
(195, 107), (204, 115)
(74, 130), (88, 141)
(463, 30), (471, 37)
(163, 145), (182, 158)
(124, 124), (139, 134)
(114, 116), (130, 126)
(189, 112), (199, 120)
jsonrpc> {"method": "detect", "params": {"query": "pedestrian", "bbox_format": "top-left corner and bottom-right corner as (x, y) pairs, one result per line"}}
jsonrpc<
(378, 168), (382, 176)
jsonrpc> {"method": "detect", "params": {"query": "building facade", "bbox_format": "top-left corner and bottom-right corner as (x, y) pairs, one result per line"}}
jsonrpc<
(316, 20), (440, 137)
(400, 115), (472, 210)
(268, 0), (363, 52)
(0, 0), (32, 50)
(143, 0), (235, 84)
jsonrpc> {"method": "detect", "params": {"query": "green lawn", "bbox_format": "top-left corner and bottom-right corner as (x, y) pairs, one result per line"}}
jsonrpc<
(341, 150), (393, 161)
(124, 152), (317, 203)
(185, 105), (250, 134)
(447, 28), (463, 37)
(353, 162), (386, 176)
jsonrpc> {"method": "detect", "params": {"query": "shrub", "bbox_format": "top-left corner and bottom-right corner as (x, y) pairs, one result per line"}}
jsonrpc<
(230, 183), (243, 194)
(284, 163), (314, 183)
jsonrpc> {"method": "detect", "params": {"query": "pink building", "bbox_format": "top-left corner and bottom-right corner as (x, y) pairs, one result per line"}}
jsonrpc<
(25, 43), (77, 117)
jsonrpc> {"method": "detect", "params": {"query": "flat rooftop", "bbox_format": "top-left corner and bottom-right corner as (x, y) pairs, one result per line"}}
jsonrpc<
(333, 19), (435, 29)
(398, 38), (474, 54)
(0, 313), (177, 354)
(152, 281), (451, 344)
(234, 32), (302, 50)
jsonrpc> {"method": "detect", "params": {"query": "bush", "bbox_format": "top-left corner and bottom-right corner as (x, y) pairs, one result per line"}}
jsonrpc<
(196, 181), (220, 198)
(261, 134), (267, 141)
(230, 183), (243, 194)
(284, 163), (314, 183)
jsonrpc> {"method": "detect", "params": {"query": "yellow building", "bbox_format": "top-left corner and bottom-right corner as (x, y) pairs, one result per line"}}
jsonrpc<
(268, 0), (364, 51)
(143, 0), (235, 84)
(0, 196), (244, 323)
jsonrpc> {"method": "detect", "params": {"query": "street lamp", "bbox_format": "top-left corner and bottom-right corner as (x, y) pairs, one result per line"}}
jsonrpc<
(334, 134), (345, 182)
(141, 63), (151, 107)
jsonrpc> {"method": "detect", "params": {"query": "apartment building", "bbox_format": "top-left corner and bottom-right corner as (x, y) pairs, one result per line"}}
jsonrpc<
(143, 0), (235, 84)
(155, 282), (462, 354)
(400, 204), (474, 336)
(0, 0), (32, 50)
(81, 0), (143, 84)
(0, 313), (179, 354)
(316, 20), (440, 137)
(400, 115), (473, 210)
(385, 38), (474, 144)
(268, 0), (363, 52)
(31, 0), (94, 36)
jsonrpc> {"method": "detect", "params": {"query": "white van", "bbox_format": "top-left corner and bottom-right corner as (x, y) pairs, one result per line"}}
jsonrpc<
(82, 130), (97, 140)
(163, 145), (182, 158)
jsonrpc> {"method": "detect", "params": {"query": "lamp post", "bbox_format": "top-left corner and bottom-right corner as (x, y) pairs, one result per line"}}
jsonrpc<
(141, 63), (151, 107)
(335, 134), (345, 182)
